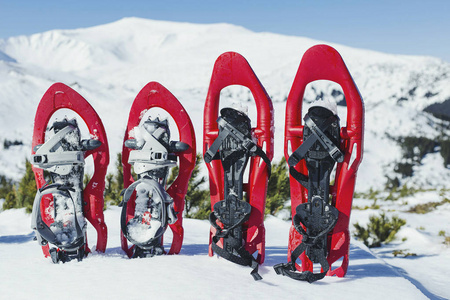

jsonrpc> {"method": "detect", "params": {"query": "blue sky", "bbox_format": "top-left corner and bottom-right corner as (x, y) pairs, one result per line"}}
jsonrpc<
(1, 0), (449, 62)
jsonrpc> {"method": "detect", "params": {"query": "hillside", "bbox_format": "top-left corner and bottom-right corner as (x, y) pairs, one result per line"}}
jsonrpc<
(1, 17), (450, 190)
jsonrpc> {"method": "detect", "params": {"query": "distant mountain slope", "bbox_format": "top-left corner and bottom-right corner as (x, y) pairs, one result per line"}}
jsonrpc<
(0, 17), (449, 190)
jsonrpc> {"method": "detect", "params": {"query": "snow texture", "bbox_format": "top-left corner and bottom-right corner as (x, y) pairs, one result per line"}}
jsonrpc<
(0, 206), (448, 299)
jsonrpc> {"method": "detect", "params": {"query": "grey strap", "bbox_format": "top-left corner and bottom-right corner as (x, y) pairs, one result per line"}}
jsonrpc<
(304, 115), (344, 163)
(31, 125), (84, 175)
(120, 177), (174, 249)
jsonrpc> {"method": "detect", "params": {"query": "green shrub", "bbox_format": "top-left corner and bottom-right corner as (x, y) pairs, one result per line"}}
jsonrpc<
(444, 236), (450, 247)
(2, 190), (17, 210)
(392, 249), (417, 257)
(265, 157), (290, 216)
(104, 153), (124, 206)
(16, 160), (37, 213)
(0, 174), (16, 203)
(353, 212), (406, 247)
(408, 198), (450, 214)
(2, 160), (36, 212)
(168, 153), (210, 219)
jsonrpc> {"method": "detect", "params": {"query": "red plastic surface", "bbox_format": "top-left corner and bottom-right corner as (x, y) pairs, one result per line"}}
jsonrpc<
(284, 45), (364, 277)
(121, 82), (196, 257)
(203, 52), (274, 263)
(31, 83), (109, 257)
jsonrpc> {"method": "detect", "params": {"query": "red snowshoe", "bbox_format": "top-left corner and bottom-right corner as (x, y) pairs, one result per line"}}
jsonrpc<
(203, 52), (274, 280)
(274, 45), (364, 282)
(120, 82), (196, 258)
(31, 83), (109, 263)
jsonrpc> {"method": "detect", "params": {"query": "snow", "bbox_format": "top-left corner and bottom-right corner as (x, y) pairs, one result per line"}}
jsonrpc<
(1, 207), (447, 300)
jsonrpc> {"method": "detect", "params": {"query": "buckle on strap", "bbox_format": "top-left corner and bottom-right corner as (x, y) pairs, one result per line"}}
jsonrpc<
(304, 115), (344, 163)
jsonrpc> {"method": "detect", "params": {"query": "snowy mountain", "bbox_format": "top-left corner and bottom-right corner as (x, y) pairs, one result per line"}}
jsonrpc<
(1, 17), (450, 191)
(1, 18), (450, 300)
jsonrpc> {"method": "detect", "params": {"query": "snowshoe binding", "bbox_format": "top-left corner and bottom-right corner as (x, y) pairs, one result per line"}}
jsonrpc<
(203, 52), (274, 281)
(121, 82), (196, 258)
(31, 83), (109, 263)
(121, 117), (182, 257)
(274, 106), (342, 282)
(274, 45), (364, 282)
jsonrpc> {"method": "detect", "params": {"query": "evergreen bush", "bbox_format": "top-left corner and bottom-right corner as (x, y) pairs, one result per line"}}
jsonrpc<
(265, 157), (290, 215)
(1, 160), (37, 212)
(353, 212), (406, 247)
(104, 153), (124, 205)
(168, 153), (210, 219)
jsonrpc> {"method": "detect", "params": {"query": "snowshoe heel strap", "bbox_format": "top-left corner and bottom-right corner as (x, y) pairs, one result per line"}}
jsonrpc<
(274, 261), (326, 283)
(120, 178), (174, 249)
(274, 203), (338, 283)
(209, 199), (262, 280)
(31, 184), (85, 251)
(210, 236), (262, 281)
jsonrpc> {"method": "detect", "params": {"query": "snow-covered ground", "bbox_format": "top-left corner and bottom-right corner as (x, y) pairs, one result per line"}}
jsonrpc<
(0, 202), (449, 300)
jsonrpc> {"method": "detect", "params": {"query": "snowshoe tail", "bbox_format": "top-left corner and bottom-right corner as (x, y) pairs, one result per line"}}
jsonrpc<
(275, 45), (364, 281)
(31, 83), (109, 262)
(120, 82), (196, 258)
(203, 52), (274, 280)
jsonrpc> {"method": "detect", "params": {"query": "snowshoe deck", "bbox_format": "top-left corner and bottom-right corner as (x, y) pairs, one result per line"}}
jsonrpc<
(203, 52), (273, 280)
(121, 82), (196, 258)
(276, 45), (364, 281)
(31, 83), (109, 262)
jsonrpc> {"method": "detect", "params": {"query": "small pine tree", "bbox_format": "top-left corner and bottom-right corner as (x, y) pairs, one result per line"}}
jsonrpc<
(2, 190), (17, 210)
(0, 174), (15, 201)
(265, 157), (290, 216)
(104, 153), (124, 205)
(15, 160), (37, 213)
(168, 153), (210, 219)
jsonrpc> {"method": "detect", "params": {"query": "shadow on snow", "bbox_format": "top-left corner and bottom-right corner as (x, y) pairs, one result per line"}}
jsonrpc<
(0, 232), (35, 244)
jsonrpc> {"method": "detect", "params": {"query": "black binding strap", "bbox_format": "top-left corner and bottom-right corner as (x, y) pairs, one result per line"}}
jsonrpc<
(204, 115), (271, 178)
(206, 108), (268, 281)
(288, 114), (340, 167)
(275, 106), (342, 283)
(120, 178), (167, 249)
(274, 206), (338, 283)
(210, 208), (262, 281)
